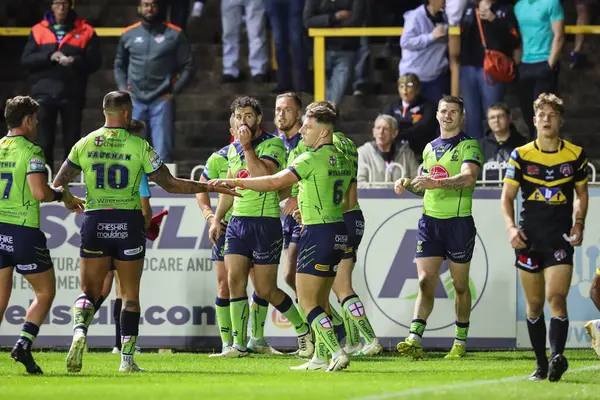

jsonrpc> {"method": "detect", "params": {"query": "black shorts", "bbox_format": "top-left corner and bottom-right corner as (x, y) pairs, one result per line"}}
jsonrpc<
(0, 223), (53, 275)
(296, 222), (348, 278)
(80, 210), (146, 261)
(515, 231), (574, 272)
(342, 210), (365, 262)
(416, 215), (476, 263)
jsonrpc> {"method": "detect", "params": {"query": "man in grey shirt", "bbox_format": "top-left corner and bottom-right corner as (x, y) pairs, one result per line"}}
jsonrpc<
(114, 0), (194, 162)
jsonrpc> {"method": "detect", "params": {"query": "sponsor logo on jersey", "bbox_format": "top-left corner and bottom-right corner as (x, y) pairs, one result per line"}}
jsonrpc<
(235, 169), (249, 179)
(94, 136), (104, 146)
(29, 157), (45, 172)
(560, 163), (573, 177)
(150, 153), (162, 170)
(429, 165), (449, 179)
(527, 165), (539, 175)
(329, 156), (336, 165)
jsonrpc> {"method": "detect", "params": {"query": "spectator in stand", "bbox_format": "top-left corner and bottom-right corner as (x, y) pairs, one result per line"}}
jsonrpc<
(21, 0), (101, 171)
(357, 115), (419, 183)
(570, 0), (597, 69)
(446, 0), (468, 97)
(114, 0), (194, 163)
(304, 0), (366, 108)
(459, 0), (520, 140)
(352, 0), (372, 96)
(381, 73), (437, 162)
(266, 0), (310, 93)
(480, 103), (526, 180)
(514, 0), (564, 139)
(399, 0), (449, 103)
(159, 0), (193, 31)
(221, 0), (269, 83)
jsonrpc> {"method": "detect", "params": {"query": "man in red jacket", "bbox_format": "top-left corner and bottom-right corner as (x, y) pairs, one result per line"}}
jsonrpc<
(21, 0), (101, 172)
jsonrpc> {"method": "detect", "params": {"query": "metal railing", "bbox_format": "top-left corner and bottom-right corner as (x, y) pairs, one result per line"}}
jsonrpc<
(307, 25), (600, 101)
(44, 161), (597, 188)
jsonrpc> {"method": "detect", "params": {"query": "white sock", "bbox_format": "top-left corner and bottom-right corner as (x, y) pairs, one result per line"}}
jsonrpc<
(408, 333), (422, 343)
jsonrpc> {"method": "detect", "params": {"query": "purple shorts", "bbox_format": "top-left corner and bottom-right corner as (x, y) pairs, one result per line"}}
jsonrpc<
(416, 215), (476, 263)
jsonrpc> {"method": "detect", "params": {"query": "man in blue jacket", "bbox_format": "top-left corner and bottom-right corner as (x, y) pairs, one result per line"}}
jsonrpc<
(114, 0), (195, 163)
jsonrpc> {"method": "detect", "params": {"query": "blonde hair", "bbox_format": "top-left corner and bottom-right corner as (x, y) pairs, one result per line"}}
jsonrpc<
(533, 93), (564, 115)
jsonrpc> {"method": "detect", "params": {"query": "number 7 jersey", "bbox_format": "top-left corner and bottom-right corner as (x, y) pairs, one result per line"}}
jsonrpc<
(67, 127), (163, 211)
(0, 135), (47, 228)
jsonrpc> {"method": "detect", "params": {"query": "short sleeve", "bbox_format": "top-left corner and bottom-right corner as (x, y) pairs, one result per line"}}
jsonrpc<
(142, 141), (163, 175)
(26, 147), (46, 175)
(202, 154), (217, 180)
(288, 152), (314, 181)
(461, 141), (483, 167)
(504, 149), (522, 186)
(139, 173), (151, 198)
(549, 0), (564, 22)
(574, 149), (589, 186)
(257, 139), (286, 169)
(66, 138), (83, 168)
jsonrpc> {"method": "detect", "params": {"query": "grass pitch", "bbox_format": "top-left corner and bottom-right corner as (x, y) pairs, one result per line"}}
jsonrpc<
(1, 350), (599, 399)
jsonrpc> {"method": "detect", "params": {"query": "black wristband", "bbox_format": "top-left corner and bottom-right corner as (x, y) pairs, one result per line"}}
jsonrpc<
(53, 189), (63, 202)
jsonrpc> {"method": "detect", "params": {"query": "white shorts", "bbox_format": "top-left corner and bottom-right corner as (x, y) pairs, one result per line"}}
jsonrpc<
(445, 0), (469, 26)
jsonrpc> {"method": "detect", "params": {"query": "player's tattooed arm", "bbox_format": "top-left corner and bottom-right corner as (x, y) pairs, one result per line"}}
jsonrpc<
(404, 181), (426, 197)
(151, 165), (240, 197)
(52, 161), (82, 189)
(435, 162), (479, 190)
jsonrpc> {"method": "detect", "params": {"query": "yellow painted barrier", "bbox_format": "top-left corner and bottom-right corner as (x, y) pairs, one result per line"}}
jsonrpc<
(308, 25), (600, 101)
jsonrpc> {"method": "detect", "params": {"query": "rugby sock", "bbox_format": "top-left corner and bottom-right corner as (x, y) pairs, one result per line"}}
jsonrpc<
(342, 295), (376, 344)
(407, 319), (426, 343)
(526, 314), (548, 369)
(342, 307), (361, 347)
(114, 298), (122, 349)
(250, 292), (268, 340)
(549, 316), (569, 358)
(230, 297), (249, 350)
(94, 295), (106, 313)
(215, 297), (233, 345)
(312, 335), (329, 364)
(275, 294), (309, 335)
(307, 306), (343, 358)
(295, 298), (307, 323)
(16, 321), (39, 350)
(120, 310), (140, 362)
(73, 294), (95, 335)
(454, 321), (470, 344)
(329, 303), (344, 327)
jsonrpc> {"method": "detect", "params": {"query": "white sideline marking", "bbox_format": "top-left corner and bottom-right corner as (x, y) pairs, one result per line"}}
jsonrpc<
(351, 364), (600, 400)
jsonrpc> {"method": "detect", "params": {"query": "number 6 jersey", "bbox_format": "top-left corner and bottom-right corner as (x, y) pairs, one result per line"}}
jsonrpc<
(67, 127), (163, 211)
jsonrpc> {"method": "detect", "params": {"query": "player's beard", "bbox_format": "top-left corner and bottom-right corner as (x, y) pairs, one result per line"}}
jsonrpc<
(277, 118), (298, 133)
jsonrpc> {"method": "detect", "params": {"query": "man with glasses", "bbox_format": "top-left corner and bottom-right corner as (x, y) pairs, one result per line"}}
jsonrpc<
(21, 0), (102, 172)
(381, 73), (437, 162)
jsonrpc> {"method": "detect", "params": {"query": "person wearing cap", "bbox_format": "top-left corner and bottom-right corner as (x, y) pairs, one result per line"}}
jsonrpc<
(381, 73), (437, 161)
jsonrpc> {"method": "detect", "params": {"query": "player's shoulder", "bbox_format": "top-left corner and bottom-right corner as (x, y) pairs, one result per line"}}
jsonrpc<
(216, 144), (230, 159)
(511, 140), (536, 161)
(456, 132), (481, 148)
(261, 132), (285, 146)
(561, 139), (585, 158)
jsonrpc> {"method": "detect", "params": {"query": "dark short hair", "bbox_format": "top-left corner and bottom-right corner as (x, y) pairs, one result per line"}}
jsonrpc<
(129, 119), (146, 136)
(305, 103), (337, 126)
(4, 96), (39, 129)
(230, 96), (262, 116)
(103, 90), (132, 111)
(487, 102), (511, 117)
(275, 92), (302, 109)
(438, 95), (464, 113)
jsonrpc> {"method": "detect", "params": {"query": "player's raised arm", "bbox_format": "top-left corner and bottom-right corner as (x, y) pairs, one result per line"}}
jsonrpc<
(211, 169), (299, 193)
(149, 164), (240, 197)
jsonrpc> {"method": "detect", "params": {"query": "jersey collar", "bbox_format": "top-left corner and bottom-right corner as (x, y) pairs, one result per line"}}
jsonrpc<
(534, 139), (563, 154)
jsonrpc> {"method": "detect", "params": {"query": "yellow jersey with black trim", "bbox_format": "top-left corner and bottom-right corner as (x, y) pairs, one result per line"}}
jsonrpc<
(504, 139), (587, 232)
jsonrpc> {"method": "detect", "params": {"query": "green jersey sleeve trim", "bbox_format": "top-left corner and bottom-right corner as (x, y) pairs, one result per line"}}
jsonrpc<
(66, 158), (81, 169)
(288, 166), (301, 181)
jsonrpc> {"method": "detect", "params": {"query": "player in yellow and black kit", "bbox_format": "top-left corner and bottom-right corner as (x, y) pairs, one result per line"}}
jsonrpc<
(501, 93), (588, 382)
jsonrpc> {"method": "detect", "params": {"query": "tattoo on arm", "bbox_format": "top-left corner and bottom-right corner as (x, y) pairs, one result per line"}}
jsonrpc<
(52, 162), (82, 189)
(405, 183), (425, 197)
(149, 164), (208, 194)
(437, 173), (476, 190)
